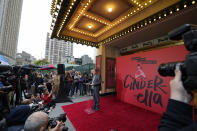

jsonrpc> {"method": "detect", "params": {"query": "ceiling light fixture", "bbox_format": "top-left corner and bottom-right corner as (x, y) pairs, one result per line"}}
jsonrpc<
(88, 25), (92, 29)
(108, 8), (112, 12)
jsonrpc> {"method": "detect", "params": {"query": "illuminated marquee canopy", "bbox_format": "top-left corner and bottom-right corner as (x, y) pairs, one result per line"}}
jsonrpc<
(50, 0), (196, 47)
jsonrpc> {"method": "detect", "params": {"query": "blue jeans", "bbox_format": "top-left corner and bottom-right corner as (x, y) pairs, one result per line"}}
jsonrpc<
(79, 83), (83, 95)
(71, 83), (75, 97)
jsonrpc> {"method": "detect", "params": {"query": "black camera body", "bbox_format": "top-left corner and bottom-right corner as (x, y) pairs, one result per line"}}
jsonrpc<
(48, 113), (68, 131)
(0, 85), (14, 92)
(37, 85), (44, 93)
(158, 24), (197, 92)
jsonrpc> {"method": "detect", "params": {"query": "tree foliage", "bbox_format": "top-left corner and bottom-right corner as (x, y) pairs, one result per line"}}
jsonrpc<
(34, 59), (49, 66)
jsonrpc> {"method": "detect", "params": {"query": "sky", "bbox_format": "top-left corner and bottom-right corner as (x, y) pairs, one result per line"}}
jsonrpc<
(17, 0), (96, 60)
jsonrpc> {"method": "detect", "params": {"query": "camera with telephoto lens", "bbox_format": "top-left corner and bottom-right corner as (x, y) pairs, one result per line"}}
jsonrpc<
(48, 113), (68, 131)
(158, 24), (197, 92)
(31, 101), (56, 114)
(37, 85), (45, 93)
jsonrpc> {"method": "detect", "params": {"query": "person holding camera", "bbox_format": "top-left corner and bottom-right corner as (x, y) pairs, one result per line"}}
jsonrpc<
(24, 111), (64, 131)
(159, 65), (196, 131)
(41, 88), (52, 105)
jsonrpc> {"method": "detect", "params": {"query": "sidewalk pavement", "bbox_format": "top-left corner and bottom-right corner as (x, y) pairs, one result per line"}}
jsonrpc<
(49, 94), (93, 131)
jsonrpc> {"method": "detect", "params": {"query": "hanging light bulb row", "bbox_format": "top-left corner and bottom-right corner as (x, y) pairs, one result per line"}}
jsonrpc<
(52, 0), (196, 47)
(69, 0), (93, 30)
(98, 0), (196, 46)
(50, 0), (58, 15)
(59, 35), (98, 47)
(56, 0), (77, 37)
(50, 0), (65, 31)
(68, 0), (154, 38)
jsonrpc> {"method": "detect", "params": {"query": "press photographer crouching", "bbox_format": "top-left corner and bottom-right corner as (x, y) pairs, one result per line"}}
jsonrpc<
(159, 24), (197, 130)
(0, 103), (68, 131)
(0, 88), (68, 131)
(24, 112), (68, 131)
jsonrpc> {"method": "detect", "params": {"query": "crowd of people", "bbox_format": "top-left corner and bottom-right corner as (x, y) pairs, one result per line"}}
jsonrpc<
(20, 69), (94, 101)
(1, 63), (196, 131)
(0, 68), (99, 131)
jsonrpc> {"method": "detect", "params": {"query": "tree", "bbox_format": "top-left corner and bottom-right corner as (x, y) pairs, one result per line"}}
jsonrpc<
(34, 59), (49, 66)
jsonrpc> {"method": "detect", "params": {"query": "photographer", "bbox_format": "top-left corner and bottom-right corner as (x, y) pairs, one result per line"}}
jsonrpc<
(159, 65), (196, 131)
(24, 112), (64, 131)
(0, 78), (10, 119)
(41, 88), (52, 105)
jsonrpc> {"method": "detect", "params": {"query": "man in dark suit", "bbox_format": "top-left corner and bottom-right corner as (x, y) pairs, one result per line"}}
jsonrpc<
(90, 69), (101, 111)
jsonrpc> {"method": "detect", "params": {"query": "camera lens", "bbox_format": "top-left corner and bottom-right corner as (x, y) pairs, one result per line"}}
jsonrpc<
(158, 63), (175, 77)
(158, 62), (185, 77)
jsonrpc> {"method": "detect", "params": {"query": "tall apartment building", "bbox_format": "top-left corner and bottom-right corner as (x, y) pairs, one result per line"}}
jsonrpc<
(45, 33), (73, 64)
(81, 55), (93, 65)
(0, 0), (23, 64)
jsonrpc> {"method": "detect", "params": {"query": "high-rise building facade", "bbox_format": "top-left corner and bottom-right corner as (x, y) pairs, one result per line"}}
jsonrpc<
(45, 33), (73, 64)
(16, 51), (36, 65)
(0, 0), (23, 64)
(81, 55), (93, 65)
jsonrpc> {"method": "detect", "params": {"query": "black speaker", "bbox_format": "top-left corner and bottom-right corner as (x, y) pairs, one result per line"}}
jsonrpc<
(57, 64), (65, 74)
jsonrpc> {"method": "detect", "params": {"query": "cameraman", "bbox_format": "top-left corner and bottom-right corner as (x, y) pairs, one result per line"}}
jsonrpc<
(159, 65), (196, 130)
(0, 78), (10, 119)
(24, 111), (64, 131)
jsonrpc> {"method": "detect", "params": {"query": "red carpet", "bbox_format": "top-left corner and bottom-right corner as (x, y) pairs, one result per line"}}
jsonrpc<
(62, 96), (161, 131)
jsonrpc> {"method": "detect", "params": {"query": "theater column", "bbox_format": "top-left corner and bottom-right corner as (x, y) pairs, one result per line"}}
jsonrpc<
(97, 45), (120, 94)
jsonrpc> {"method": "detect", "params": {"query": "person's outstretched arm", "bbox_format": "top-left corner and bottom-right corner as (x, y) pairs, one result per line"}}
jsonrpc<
(159, 65), (193, 131)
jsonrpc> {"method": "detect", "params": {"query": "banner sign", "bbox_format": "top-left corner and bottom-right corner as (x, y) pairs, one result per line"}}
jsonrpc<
(120, 36), (169, 53)
(106, 58), (116, 88)
(116, 45), (189, 114)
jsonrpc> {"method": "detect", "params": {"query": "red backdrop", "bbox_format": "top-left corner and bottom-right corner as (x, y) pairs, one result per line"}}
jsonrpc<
(116, 45), (189, 114)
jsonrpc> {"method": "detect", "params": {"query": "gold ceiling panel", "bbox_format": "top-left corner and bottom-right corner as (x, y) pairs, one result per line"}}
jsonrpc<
(88, 0), (133, 21)
(63, 0), (158, 39)
(75, 16), (106, 33)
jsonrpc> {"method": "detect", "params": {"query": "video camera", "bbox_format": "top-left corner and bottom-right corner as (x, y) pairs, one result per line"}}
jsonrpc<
(158, 24), (197, 92)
